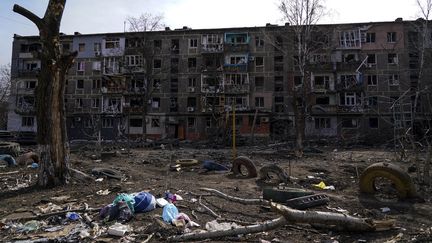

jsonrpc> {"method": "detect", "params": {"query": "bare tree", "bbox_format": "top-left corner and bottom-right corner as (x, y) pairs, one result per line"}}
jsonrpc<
(278, 0), (326, 156)
(13, 0), (77, 187)
(124, 13), (165, 141)
(0, 64), (11, 129)
(407, 0), (432, 185)
(126, 13), (165, 32)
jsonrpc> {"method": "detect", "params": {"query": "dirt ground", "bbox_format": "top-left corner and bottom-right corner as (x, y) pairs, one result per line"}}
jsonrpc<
(1, 144), (431, 242)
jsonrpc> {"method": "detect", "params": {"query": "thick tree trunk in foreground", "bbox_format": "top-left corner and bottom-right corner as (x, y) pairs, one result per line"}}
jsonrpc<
(13, 0), (77, 187)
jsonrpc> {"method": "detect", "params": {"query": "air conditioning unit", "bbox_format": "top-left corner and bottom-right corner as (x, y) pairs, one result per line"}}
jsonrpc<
(188, 87), (195, 92)
(74, 117), (81, 122)
(95, 51), (101, 56)
(260, 117), (269, 123)
(187, 107), (195, 112)
(249, 56), (255, 61)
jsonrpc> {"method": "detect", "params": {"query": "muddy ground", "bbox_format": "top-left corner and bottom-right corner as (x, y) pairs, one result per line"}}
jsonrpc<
(1, 144), (431, 242)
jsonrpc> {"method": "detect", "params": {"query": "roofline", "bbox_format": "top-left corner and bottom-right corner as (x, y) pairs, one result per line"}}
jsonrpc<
(13, 19), (425, 40)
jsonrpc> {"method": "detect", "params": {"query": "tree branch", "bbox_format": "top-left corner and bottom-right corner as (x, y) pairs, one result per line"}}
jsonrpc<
(13, 4), (44, 30)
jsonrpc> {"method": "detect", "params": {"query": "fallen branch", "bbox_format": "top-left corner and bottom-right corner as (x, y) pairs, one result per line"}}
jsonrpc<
(271, 202), (375, 232)
(199, 196), (220, 218)
(168, 188), (394, 242)
(200, 188), (270, 206)
(0, 171), (20, 176)
(69, 168), (93, 182)
(168, 217), (286, 242)
(3, 207), (101, 222)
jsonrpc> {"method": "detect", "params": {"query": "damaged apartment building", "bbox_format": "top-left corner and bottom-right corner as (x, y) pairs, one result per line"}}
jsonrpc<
(7, 18), (432, 144)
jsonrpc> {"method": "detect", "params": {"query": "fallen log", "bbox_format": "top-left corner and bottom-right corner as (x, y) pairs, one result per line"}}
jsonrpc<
(168, 217), (286, 242)
(168, 188), (394, 242)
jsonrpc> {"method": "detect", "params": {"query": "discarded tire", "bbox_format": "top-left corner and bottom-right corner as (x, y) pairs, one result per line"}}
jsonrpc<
(285, 194), (329, 210)
(232, 156), (257, 178)
(175, 159), (199, 166)
(259, 164), (289, 183)
(92, 167), (123, 180)
(359, 162), (418, 199)
(0, 142), (20, 157)
(263, 186), (314, 203)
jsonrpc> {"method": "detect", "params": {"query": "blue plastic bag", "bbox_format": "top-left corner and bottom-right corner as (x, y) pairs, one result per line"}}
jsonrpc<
(133, 192), (156, 213)
(162, 203), (178, 223)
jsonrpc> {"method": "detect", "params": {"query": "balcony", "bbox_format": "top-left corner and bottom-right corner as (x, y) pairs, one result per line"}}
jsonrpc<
(223, 64), (248, 72)
(19, 52), (34, 59)
(17, 69), (40, 77)
(201, 85), (224, 94)
(224, 33), (250, 52)
(337, 105), (364, 114)
(223, 84), (250, 94)
(311, 105), (337, 114)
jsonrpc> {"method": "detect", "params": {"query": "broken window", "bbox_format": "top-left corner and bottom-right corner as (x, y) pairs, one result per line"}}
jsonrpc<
(255, 76), (264, 91)
(171, 39), (179, 54)
(367, 54), (376, 64)
(316, 96), (330, 105)
(274, 76), (284, 92)
(255, 97), (264, 108)
(388, 53), (398, 64)
(152, 97), (160, 108)
(255, 56), (264, 67)
(76, 98), (83, 108)
(314, 76), (330, 89)
(129, 118), (142, 127)
(189, 39), (198, 48)
(76, 80), (84, 89)
(153, 59), (162, 69)
(315, 118), (331, 129)
(225, 73), (248, 85)
(341, 118), (359, 128)
(367, 75), (377, 86)
(21, 116), (34, 127)
(77, 61), (85, 72)
(188, 77), (197, 87)
(369, 117), (378, 128)
(187, 97), (197, 108)
(78, 43), (85, 52)
(125, 55), (143, 67)
(339, 30), (362, 48)
(153, 79), (161, 90)
(388, 74), (399, 86)
(170, 78), (178, 92)
(187, 117), (196, 128)
(151, 118), (160, 128)
(92, 79), (101, 89)
(368, 96), (378, 106)
(342, 53), (357, 63)
(188, 58), (197, 68)
(25, 81), (36, 89)
(387, 32), (397, 43)
(94, 42), (101, 52)
(92, 98), (100, 108)
(274, 96), (284, 113)
(102, 118), (113, 128)
(103, 57), (119, 74)
(294, 76), (303, 87)
(170, 97), (178, 112)
(227, 55), (248, 65)
(255, 36), (264, 47)
(154, 39), (162, 49)
(365, 33), (375, 43)
(92, 61), (101, 71)
(105, 38), (120, 49)
(171, 58), (179, 73)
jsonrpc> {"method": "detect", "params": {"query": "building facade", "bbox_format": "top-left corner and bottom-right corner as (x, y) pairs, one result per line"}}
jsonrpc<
(7, 19), (432, 145)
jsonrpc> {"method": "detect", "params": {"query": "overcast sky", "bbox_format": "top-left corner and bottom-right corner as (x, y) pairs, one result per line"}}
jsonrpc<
(0, 0), (423, 66)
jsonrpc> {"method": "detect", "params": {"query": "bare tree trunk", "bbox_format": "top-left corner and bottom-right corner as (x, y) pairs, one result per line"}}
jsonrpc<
(424, 144), (431, 185)
(13, 0), (77, 187)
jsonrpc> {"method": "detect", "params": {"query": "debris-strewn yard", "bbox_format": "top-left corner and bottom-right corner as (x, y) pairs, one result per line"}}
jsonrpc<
(1, 144), (431, 242)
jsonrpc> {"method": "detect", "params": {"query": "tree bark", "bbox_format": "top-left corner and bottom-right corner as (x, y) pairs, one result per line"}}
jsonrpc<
(13, 0), (77, 187)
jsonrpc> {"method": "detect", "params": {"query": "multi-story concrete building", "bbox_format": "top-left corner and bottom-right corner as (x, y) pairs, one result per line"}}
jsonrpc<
(7, 19), (432, 145)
